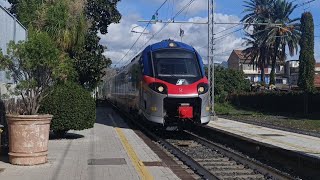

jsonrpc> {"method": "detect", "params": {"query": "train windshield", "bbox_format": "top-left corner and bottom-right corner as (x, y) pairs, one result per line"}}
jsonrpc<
(153, 50), (202, 84)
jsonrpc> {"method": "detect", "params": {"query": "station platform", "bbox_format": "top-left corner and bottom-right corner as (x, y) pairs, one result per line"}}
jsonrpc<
(208, 118), (320, 159)
(0, 106), (184, 180)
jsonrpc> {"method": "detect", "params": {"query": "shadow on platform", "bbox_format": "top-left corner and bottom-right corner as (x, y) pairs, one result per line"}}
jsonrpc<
(49, 132), (85, 140)
(96, 103), (137, 130)
(0, 146), (9, 164)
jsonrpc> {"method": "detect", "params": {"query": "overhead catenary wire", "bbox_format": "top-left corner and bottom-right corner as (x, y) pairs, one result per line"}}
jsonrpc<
(114, 0), (169, 67)
(297, 0), (318, 8)
(213, 28), (242, 41)
(214, 24), (242, 35)
(213, 47), (240, 56)
(194, 24), (244, 51)
(119, 0), (196, 67)
(142, 0), (195, 47)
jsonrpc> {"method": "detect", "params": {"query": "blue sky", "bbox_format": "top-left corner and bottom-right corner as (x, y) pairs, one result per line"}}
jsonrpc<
(100, 0), (320, 65)
(1, 0), (319, 64)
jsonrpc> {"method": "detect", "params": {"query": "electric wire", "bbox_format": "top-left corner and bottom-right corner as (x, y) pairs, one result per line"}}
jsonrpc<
(214, 24), (242, 35)
(297, 0), (318, 8)
(114, 0), (169, 67)
(213, 28), (242, 41)
(119, 0), (196, 67)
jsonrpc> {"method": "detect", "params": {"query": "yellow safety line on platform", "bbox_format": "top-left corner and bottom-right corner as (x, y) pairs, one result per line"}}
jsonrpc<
(109, 114), (154, 180)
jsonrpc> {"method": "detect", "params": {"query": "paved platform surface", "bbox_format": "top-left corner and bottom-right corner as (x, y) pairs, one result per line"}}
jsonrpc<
(209, 118), (320, 159)
(0, 106), (180, 180)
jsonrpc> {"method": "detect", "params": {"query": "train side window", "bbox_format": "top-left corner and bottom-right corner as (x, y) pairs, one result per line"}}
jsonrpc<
(148, 52), (154, 77)
(139, 57), (143, 73)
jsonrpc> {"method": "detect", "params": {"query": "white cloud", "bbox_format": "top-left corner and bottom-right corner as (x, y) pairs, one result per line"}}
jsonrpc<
(176, 0), (207, 15)
(149, 0), (207, 15)
(99, 12), (247, 67)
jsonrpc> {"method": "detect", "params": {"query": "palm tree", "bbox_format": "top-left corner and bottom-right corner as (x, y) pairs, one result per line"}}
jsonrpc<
(243, 33), (264, 83)
(242, 0), (300, 85)
(241, 0), (274, 83)
(264, 0), (300, 84)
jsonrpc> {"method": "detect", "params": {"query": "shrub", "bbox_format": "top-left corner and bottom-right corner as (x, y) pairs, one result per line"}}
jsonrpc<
(213, 66), (251, 96)
(205, 66), (250, 103)
(39, 81), (95, 135)
(230, 92), (320, 114)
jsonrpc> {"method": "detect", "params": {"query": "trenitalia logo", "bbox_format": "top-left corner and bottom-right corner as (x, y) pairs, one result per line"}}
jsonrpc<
(176, 79), (186, 85)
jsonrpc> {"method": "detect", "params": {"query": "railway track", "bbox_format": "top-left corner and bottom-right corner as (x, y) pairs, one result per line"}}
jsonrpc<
(157, 130), (293, 180)
(109, 102), (295, 180)
(164, 131), (265, 179)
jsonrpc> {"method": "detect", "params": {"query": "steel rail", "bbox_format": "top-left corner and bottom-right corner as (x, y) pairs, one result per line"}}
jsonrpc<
(109, 103), (218, 179)
(108, 101), (294, 179)
(184, 130), (295, 180)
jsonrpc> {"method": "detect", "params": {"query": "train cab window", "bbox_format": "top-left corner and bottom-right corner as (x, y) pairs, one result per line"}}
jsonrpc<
(153, 49), (202, 84)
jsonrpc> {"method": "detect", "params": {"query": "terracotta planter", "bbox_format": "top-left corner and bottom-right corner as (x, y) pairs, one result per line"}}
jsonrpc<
(6, 114), (52, 165)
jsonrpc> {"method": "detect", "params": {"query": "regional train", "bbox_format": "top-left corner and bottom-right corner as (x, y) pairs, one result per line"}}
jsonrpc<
(100, 39), (212, 128)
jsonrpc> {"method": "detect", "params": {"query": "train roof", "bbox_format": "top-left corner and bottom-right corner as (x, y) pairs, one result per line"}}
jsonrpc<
(149, 39), (195, 52)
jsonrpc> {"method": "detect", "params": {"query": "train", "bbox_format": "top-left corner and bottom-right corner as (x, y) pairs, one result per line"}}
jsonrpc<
(100, 39), (212, 128)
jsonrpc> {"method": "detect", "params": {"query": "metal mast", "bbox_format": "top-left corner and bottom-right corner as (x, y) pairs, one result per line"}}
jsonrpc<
(208, 0), (215, 115)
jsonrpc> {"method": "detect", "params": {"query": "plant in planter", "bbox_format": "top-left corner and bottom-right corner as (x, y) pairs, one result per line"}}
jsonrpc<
(0, 31), (72, 165)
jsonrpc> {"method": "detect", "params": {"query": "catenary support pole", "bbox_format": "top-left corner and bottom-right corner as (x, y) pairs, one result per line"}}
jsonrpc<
(208, 0), (215, 116)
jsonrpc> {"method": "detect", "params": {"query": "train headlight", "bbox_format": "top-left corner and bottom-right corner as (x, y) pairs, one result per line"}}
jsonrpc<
(168, 42), (177, 48)
(158, 86), (164, 92)
(197, 83), (209, 95)
(198, 86), (205, 93)
(149, 83), (168, 94)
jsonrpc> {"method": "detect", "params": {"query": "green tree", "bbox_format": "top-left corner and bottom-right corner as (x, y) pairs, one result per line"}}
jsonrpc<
(43, 0), (88, 54)
(74, 30), (112, 90)
(266, 0), (300, 85)
(242, 0), (274, 83)
(86, 0), (121, 34)
(9, 0), (43, 27)
(9, 0), (121, 91)
(298, 12), (315, 92)
(242, 0), (300, 85)
(242, 32), (273, 83)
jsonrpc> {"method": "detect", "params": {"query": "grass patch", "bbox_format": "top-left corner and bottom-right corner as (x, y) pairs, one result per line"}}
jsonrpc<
(215, 103), (320, 133)
(215, 103), (261, 116)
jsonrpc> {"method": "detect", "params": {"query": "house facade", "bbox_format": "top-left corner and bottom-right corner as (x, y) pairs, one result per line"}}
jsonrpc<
(285, 60), (320, 88)
(285, 60), (299, 87)
(315, 63), (320, 87)
(227, 50), (286, 85)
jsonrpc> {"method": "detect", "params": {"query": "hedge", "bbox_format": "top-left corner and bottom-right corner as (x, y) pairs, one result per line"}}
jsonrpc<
(230, 92), (320, 114)
(39, 81), (96, 135)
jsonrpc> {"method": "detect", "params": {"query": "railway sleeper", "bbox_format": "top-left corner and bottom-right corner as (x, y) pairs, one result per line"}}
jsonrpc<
(213, 169), (254, 174)
(217, 174), (265, 180)
(195, 157), (230, 162)
(199, 161), (238, 166)
(206, 165), (246, 171)
(213, 169), (256, 176)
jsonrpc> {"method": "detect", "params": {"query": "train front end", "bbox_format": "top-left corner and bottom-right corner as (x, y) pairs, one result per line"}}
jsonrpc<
(141, 40), (211, 127)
